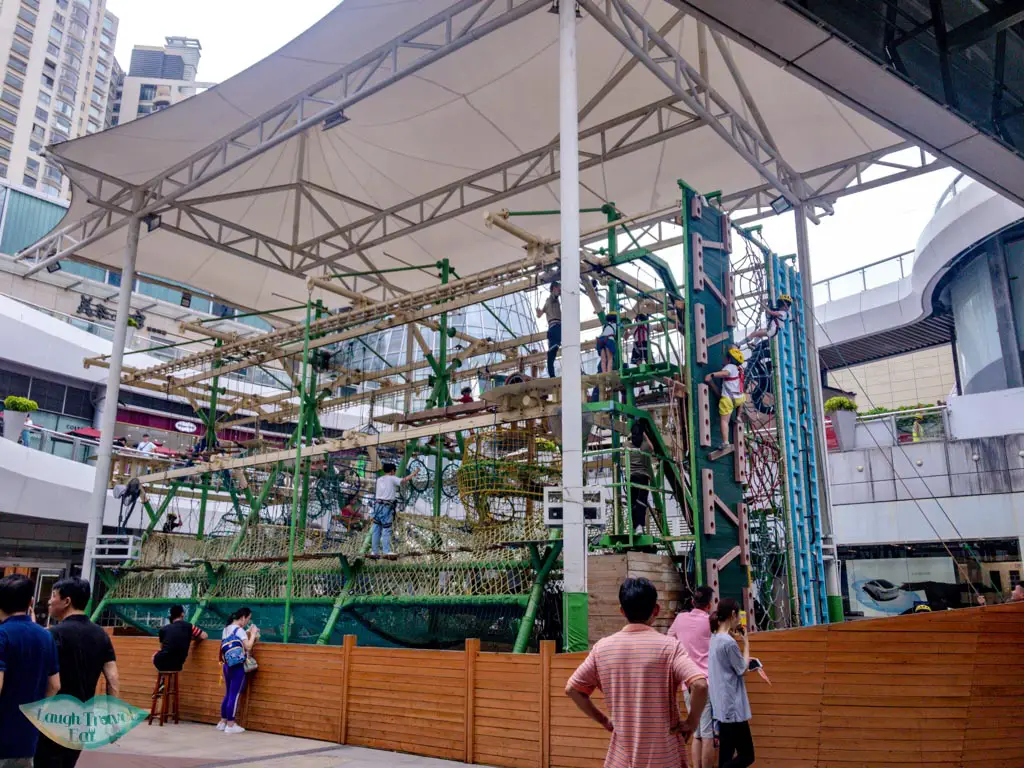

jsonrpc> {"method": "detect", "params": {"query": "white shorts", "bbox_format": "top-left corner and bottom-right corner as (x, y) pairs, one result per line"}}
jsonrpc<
(684, 687), (714, 739)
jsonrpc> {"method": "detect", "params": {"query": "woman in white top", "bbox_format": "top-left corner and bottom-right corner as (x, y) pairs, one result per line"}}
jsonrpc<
(217, 607), (259, 734)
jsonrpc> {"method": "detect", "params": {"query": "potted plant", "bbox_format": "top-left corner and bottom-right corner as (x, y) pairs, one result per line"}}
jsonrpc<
(3, 395), (38, 442)
(824, 396), (858, 451)
(125, 316), (140, 349)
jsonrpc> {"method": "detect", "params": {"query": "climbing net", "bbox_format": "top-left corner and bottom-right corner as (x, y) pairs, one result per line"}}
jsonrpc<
(731, 233), (793, 630)
(457, 426), (561, 524)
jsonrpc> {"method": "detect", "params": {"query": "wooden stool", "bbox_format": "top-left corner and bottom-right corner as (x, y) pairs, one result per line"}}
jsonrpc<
(148, 671), (180, 726)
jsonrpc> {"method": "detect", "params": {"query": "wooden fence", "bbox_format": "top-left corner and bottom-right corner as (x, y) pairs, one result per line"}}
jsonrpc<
(111, 603), (1024, 767)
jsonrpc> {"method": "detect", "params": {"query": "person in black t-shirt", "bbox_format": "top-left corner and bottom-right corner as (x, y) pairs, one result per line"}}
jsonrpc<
(35, 577), (119, 768)
(153, 605), (207, 673)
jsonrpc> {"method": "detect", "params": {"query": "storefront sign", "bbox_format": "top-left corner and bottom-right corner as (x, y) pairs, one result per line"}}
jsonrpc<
(174, 420), (198, 433)
(21, 695), (147, 749)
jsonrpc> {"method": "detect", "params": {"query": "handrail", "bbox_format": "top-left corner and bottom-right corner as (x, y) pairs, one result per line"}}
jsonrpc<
(812, 250), (914, 303)
(934, 172), (967, 213)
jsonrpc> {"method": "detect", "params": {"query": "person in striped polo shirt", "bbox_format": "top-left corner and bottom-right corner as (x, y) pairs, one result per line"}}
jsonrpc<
(566, 577), (709, 768)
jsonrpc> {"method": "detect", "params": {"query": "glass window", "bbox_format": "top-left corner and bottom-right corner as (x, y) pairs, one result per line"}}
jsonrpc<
(18, 8), (38, 25)
(951, 253), (1004, 394)
(0, 107), (18, 125)
(49, 27), (63, 44)
(46, 42), (59, 57)
(139, 84), (157, 101)
(8, 57), (27, 75)
(41, 181), (61, 196)
(41, 73), (54, 89)
(0, 146), (11, 160)
(12, 40), (31, 58)
(29, 379), (66, 413)
(63, 387), (92, 419)
(0, 165), (8, 179)
(25, 158), (39, 174)
(53, 11), (65, 26)
(34, 106), (47, 121)
(68, 21), (86, 41)
(24, 0), (41, 10)
(137, 104), (151, 116)
(15, 25), (34, 42)
(31, 123), (45, 138)
(138, 280), (183, 305)
(38, 92), (51, 108)
(0, 370), (31, 398)
(28, 139), (42, 152)
(88, 104), (100, 119)
(0, 126), (13, 142)
(52, 113), (71, 132)
(86, 119), (98, 133)
(67, 38), (84, 57)
(100, 31), (114, 48)
(4, 73), (24, 91)
(44, 164), (61, 182)
(62, 260), (105, 281)
(54, 99), (73, 117)
(90, 88), (103, 104)
(2, 90), (21, 108)
(94, 60), (107, 76)
(103, 16), (114, 32)
(22, 174), (36, 188)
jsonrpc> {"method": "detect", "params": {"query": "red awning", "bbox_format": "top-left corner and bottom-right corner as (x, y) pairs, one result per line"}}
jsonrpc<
(68, 427), (101, 438)
(153, 445), (179, 456)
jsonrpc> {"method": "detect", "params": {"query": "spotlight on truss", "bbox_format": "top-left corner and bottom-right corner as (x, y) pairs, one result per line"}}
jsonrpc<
(770, 195), (793, 215)
(143, 213), (162, 232)
(322, 109), (350, 131)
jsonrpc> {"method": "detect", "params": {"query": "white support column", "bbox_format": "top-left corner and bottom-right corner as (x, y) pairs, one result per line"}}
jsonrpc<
(82, 190), (145, 585)
(794, 204), (842, 620)
(559, 0), (587, 650)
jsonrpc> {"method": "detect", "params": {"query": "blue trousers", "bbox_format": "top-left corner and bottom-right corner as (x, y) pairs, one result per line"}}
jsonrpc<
(371, 501), (396, 555)
(221, 663), (246, 721)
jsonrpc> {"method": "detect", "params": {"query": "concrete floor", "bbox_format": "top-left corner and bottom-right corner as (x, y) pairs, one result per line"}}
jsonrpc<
(78, 722), (489, 768)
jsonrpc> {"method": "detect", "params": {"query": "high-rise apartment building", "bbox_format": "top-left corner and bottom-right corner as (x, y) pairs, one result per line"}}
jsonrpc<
(0, 0), (118, 198)
(109, 37), (211, 127)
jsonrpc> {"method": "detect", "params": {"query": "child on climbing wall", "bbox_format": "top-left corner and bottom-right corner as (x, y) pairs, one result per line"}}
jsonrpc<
(595, 311), (619, 375)
(705, 346), (747, 450)
(629, 313), (650, 367)
(741, 294), (792, 345)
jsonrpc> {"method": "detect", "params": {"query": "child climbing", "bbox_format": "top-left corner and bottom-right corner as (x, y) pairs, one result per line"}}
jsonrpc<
(596, 311), (619, 375)
(629, 313), (650, 367)
(536, 282), (561, 377)
(705, 346), (747, 450)
(742, 294), (793, 345)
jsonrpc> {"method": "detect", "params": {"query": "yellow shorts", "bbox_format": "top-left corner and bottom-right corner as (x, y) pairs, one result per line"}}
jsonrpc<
(719, 394), (746, 416)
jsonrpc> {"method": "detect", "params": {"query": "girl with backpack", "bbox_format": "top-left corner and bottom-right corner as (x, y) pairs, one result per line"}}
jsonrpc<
(217, 607), (259, 734)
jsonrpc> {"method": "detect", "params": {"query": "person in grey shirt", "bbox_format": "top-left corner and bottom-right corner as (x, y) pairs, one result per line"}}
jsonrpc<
(708, 598), (754, 768)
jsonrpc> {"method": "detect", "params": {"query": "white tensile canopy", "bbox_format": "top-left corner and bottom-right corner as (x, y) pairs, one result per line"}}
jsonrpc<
(25, 0), (904, 314)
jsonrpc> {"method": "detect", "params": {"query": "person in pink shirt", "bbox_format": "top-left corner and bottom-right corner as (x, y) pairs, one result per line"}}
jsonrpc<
(668, 586), (715, 768)
(566, 577), (708, 768)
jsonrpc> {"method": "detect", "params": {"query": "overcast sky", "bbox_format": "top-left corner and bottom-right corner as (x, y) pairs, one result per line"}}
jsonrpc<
(105, 1), (338, 84)
(103, 1), (961, 286)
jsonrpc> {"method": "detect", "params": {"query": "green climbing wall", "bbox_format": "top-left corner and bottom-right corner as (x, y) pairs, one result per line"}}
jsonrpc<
(681, 182), (750, 609)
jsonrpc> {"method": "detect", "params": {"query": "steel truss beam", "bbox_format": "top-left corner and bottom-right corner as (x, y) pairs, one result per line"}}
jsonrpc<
(578, 0), (828, 223)
(22, 0), (550, 275)
(722, 143), (947, 224)
(297, 97), (703, 271)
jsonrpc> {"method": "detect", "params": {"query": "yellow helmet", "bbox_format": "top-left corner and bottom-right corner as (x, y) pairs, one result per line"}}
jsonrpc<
(777, 294), (793, 304)
(727, 347), (745, 364)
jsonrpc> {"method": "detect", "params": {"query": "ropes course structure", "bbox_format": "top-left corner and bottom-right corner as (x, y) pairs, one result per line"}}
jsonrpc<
(87, 185), (830, 651)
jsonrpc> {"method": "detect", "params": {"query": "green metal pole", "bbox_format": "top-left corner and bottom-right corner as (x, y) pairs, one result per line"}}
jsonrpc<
(432, 259), (451, 518)
(283, 298), (314, 644)
(196, 476), (210, 538)
(513, 539), (563, 653)
(316, 556), (357, 645)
